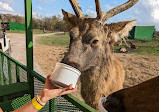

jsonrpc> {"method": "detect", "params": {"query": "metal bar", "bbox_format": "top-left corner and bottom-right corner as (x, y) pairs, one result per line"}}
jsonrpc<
(16, 65), (20, 82)
(1, 54), (6, 85)
(0, 50), (27, 71)
(49, 99), (55, 112)
(0, 50), (97, 111)
(63, 94), (97, 112)
(7, 59), (12, 84)
(25, 0), (34, 98)
(31, 70), (45, 83)
(0, 53), (3, 85)
(31, 70), (96, 111)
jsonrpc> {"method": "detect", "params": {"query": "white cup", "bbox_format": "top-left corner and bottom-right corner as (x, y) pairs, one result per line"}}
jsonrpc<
(49, 63), (81, 88)
(99, 97), (108, 112)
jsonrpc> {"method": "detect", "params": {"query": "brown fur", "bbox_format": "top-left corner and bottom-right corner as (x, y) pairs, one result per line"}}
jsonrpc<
(106, 76), (159, 112)
(80, 51), (125, 109)
(61, 10), (136, 110)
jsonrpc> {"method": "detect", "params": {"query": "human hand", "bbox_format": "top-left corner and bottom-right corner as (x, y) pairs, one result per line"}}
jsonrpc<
(38, 74), (78, 103)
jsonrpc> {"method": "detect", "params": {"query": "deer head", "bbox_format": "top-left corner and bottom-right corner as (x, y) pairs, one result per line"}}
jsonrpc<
(104, 76), (159, 111)
(61, 0), (138, 71)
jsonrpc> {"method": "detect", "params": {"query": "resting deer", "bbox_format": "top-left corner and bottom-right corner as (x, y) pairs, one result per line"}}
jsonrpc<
(61, 0), (139, 109)
(104, 76), (159, 112)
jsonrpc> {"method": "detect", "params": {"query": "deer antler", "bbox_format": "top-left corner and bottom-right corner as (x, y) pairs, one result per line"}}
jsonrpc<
(98, 0), (139, 22)
(95, 0), (102, 19)
(69, 0), (84, 18)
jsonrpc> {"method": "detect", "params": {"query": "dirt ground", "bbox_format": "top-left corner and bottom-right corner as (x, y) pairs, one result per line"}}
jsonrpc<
(34, 41), (159, 101)
(7, 32), (159, 103)
(7, 33), (58, 75)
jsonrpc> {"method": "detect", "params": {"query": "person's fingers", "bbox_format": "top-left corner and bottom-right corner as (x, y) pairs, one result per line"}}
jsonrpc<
(60, 84), (73, 92)
(68, 84), (73, 90)
(60, 88), (77, 95)
(44, 85), (78, 100)
(52, 84), (74, 95)
(60, 85), (78, 95)
(44, 74), (59, 89)
(47, 74), (51, 79)
(45, 74), (51, 83)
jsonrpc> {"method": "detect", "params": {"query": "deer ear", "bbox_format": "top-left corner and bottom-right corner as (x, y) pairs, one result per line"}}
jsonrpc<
(62, 9), (78, 30)
(106, 20), (137, 42)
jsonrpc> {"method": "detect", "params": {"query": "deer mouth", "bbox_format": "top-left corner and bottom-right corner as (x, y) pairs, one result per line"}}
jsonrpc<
(61, 59), (80, 70)
(103, 94), (125, 112)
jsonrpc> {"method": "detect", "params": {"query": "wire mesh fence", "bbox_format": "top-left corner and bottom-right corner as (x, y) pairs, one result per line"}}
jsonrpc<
(0, 50), (96, 112)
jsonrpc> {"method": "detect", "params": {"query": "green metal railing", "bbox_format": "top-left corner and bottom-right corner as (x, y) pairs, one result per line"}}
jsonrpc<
(0, 50), (97, 112)
(24, 0), (34, 99)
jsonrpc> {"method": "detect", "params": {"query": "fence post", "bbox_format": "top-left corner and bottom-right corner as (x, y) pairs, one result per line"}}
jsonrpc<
(24, 0), (34, 98)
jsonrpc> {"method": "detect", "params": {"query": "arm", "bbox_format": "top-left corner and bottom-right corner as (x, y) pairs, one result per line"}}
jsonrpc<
(0, 108), (3, 112)
(5, 75), (77, 112)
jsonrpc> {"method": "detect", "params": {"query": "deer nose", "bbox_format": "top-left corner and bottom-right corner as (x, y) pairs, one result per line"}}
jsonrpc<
(61, 58), (80, 70)
(103, 93), (125, 112)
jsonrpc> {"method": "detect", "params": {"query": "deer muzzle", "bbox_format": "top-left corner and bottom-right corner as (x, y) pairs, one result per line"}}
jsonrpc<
(103, 93), (125, 112)
(61, 58), (80, 70)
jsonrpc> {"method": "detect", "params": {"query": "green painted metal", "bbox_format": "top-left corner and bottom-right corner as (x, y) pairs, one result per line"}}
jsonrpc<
(49, 99), (55, 112)
(0, 50), (97, 111)
(7, 59), (12, 84)
(128, 26), (136, 39)
(31, 70), (45, 83)
(24, 0), (34, 98)
(0, 82), (29, 96)
(0, 50), (27, 71)
(1, 22), (25, 31)
(28, 41), (33, 48)
(9, 22), (25, 31)
(16, 65), (20, 82)
(135, 26), (155, 39)
(1, 54), (4, 85)
(63, 95), (97, 112)
(129, 26), (155, 39)
(31, 67), (97, 112)
(1, 54), (7, 85)
(0, 94), (31, 112)
(30, 70), (97, 112)
(0, 99), (15, 111)
(0, 55), (2, 85)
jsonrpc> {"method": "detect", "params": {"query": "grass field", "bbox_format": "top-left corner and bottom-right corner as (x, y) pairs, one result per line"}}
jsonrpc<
(6, 29), (52, 34)
(6, 30), (25, 34)
(37, 33), (159, 56)
(132, 39), (159, 56)
(36, 33), (70, 47)
(114, 39), (159, 56)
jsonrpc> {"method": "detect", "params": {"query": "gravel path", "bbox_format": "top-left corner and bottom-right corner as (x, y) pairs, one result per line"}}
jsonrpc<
(6, 33), (59, 76)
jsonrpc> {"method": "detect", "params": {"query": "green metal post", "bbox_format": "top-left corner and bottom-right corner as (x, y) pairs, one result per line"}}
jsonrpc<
(8, 59), (12, 84)
(24, 0), (34, 98)
(16, 65), (20, 82)
(0, 54), (3, 85)
(1, 54), (6, 85)
(49, 99), (55, 112)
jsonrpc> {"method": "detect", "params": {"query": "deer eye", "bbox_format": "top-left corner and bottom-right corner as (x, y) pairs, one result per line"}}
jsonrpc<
(92, 40), (99, 44)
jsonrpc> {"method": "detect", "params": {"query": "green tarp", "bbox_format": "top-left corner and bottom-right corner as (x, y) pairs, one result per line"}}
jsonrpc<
(129, 26), (155, 39)
(1, 22), (25, 31)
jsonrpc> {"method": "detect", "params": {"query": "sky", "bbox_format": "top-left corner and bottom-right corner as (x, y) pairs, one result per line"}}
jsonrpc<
(0, 0), (159, 30)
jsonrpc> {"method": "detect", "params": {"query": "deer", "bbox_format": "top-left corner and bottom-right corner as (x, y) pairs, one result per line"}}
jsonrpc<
(61, 0), (139, 109)
(104, 76), (159, 112)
